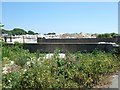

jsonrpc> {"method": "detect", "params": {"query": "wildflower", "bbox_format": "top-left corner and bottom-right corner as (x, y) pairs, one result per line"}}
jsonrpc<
(3, 67), (8, 74)
(3, 67), (7, 71)
(26, 61), (31, 66)
(8, 80), (11, 83)
(10, 61), (14, 66)
(3, 70), (8, 75)
(24, 69), (27, 72)
(2, 67), (11, 74)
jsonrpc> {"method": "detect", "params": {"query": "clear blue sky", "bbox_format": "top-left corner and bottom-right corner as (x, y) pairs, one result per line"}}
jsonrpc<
(2, 2), (118, 34)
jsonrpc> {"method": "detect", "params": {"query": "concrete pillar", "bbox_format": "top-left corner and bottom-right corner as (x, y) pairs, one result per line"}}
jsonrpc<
(10, 36), (12, 42)
(23, 36), (25, 43)
(4, 37), (7, 42)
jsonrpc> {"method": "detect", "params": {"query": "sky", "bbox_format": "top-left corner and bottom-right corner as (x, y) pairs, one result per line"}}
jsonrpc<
(2, 2), (118, 34)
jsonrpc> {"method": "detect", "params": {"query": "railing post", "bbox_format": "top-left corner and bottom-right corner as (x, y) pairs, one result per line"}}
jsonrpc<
(10, 36), (12, 42)
(4, 36), (7, 42)
(23, 36), (25, 43)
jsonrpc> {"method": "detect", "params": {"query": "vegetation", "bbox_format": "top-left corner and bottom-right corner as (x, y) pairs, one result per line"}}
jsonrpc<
(2, 26), (119, 38)
(2, 43), (120, 89)
(44, 32), (56, 35)
(0, 52), (1, 89)
(97, 33), (118, 38)
(27, 30), (36, 35)
(2, 28), (36, 35)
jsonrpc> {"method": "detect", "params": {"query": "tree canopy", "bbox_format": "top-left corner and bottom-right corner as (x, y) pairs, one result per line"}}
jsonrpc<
(97, 33), (118, 38)
(27, 30), (35, 35)
(44, 32), (56, 35)
(2, 28), (36, 35)
(12, 28), (27, 35)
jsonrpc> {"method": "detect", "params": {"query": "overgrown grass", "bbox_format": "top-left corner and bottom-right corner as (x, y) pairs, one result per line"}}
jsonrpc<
(2, 43), (120, 89)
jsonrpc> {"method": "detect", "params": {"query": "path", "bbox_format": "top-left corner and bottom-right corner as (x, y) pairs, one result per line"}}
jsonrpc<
(108, 72), (120, 89)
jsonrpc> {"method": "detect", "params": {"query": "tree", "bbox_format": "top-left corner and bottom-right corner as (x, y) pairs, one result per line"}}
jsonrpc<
(0, 24), (4, 27)
(111, 33), (117, 37)
(2, 29), (8, 34)
(104, 33), (111, 38)
(1, 26), (38, 35)
(27, 30), (35, 35)
(12, 28), (27, 35)
(97, 33), (118, 38)
(47, 32), (56, 35)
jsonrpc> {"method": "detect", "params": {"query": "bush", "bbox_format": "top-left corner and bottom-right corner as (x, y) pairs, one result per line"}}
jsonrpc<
(2, 47), (120, 89)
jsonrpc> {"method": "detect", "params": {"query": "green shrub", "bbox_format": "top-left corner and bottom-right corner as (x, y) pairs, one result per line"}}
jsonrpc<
(2, 46), (120, 89)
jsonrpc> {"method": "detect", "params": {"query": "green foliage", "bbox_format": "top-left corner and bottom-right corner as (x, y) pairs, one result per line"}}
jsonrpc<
(2, 28), (36, 35)
(2, 29), (12, 35)
(12, 28), (27, 35)
(44, 32), (56, 35)
(2, 28), (27, 35)
(27, 30), (35, 35)
(97, 33), (118, 38)
(2, 46), (120, 89)
(2, 71), (21, 89)
(2, 43), (34, 67)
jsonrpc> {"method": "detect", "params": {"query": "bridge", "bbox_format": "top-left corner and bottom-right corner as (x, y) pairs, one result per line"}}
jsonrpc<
(23, 36), (120, 53)
(37, 36), (120, 44)
(3, 36), (120, 53)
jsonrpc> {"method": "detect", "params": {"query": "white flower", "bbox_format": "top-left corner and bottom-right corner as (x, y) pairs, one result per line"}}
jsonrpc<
(24, 69), (27, 72)
(26, 61), (31, 66)
(3, 66), (12, 74)
(3, 67), (7, 71)
(37, 58), (40, 61)
(3, 70), (8, 74)
(31, 57), (36, 61)
(31, 60), (35, 64)
(10, 61), (14, 66)
(3, 67), (8, 74)
(8, 80), (11, 82)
